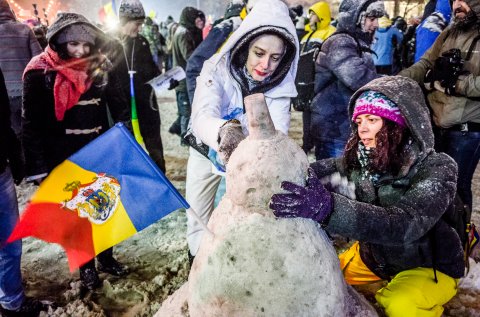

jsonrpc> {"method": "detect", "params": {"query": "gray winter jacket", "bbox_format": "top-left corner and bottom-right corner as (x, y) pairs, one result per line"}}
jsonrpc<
(311, 76), (465, 279)
(0, 1), (42, 97)
(310, 0), (379, 144)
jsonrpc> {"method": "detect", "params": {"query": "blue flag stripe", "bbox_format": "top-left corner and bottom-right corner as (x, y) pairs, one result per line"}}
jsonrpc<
(69, 123), (189, 231)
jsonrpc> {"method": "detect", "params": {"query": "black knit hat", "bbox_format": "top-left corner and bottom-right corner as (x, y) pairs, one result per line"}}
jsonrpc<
(118, 0), (146, 25)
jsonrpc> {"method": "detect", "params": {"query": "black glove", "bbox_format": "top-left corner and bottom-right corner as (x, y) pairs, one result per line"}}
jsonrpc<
(167, 78), (179, 90)
(425, 48), (464, 95)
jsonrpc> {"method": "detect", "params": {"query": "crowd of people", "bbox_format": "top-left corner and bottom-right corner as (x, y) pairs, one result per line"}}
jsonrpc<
(1, 0), (480, 316)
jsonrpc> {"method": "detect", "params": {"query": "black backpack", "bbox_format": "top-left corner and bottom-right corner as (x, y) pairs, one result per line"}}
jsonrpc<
(442, 193), (478, 271)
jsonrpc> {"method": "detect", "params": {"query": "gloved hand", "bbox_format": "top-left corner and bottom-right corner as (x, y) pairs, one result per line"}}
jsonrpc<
(9, 160), (25, 186)
(217, 119), (245, 165)
(270, 168), (333, 225)
(167, 78), (179, 90)
(424, 48), (464, 95)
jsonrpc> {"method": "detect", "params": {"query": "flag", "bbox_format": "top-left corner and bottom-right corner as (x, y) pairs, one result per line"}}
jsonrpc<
(8, 123), (189, 271)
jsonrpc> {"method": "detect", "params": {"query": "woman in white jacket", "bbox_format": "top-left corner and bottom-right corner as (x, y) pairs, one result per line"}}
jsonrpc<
(186, 0), (299, 259)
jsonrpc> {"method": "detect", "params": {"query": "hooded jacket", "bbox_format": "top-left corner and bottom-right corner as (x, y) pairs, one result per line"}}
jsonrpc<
(300, 2), (336, 52)
(400, 0), (480, 128)
(191, 0), (298, 151)
(22, 14), (130, 177)
(311, 76), (465, 280)
(0, 0), (42, 97)
(310, 0), (380, 145)
(172, 6), (204, 92)
(372, 18), (404, 66)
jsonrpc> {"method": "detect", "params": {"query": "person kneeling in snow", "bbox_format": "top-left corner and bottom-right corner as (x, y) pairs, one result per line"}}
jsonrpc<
(270, 76), (464, 317)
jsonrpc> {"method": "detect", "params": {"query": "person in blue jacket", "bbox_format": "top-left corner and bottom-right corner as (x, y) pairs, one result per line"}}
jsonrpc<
(414, 0), (451, 62)
(372, 16), (404, 74)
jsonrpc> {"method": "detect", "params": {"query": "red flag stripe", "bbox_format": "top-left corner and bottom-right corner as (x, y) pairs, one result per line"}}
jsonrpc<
(8, 202), (95, 271)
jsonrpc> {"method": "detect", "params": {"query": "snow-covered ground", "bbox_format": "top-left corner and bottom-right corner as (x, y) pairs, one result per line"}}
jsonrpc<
(13, 90), (480, 316)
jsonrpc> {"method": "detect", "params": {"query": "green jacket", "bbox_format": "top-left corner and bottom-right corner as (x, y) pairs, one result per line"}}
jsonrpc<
(400, 25), (480, 128)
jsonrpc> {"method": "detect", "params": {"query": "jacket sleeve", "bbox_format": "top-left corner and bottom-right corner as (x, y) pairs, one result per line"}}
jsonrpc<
(186, 21), (233, 103)
(191, 60), (229, 151)
(28, 28), (43, 57)
(22, 71), (49, 176)
(323, 35), (378, 91)
(179, 32), (196, 62)
(1, 70), (24, 179)
(310, 158), (341, 178)
(398, 28), (447, 83)
(106, 69), (132, 132)
(455, 73), (480, 97)
(326, 153), (458, 246)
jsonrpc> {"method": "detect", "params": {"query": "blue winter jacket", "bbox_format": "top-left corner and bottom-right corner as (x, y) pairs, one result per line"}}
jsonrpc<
(414, 0), (451, 62)
(372, 26), (403, 66)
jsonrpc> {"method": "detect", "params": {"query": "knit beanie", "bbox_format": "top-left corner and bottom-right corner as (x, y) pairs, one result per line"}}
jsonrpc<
(352, 90), (406, 127)
(118, 0), (145, 24)
(55, 24), (96, 45)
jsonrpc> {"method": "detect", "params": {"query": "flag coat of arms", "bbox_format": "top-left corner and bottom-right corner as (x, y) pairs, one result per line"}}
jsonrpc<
(8, 123), (189, 271)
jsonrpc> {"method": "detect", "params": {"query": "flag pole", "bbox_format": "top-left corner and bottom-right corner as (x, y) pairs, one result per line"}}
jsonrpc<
(186, 207), (214, 238)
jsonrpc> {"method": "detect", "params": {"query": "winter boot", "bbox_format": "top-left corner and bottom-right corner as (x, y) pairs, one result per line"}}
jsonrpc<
(0, 297), (49, 317)
(168, 119), (181, 136)
(79, 260), (101, 290)
(97, 248), (129, 276)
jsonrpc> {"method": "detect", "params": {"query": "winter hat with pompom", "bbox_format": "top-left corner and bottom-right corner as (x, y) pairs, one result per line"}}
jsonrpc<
(352, 90), (406, 127)
(118, 0), (145, 25)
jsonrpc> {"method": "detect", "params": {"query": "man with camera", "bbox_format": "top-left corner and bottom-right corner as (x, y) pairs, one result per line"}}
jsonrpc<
(400, 0), (480, 212)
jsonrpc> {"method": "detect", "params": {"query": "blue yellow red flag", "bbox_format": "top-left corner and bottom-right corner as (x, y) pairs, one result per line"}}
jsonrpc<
(8, 123), (189, 271)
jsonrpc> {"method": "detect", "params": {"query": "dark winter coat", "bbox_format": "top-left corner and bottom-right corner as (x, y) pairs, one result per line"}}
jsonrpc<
(0, 1), (42, 97)
(22, 69), (130, 177)
(172, 6), (204, 92)
(106, 32), (165, 172)
(0, 68), (23, 181)
(186, 16), (241, 103)
(310, 0), (379, 144)
(311, 76), (465, 280)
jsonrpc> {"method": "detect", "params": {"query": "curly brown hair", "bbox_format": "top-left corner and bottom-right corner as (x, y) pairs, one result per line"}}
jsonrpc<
(344, 119), (411, 175)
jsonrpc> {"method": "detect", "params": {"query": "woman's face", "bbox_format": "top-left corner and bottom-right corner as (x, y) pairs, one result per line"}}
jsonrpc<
(66, 41), (91, 58)
(355, 114), (384, 148)
(246, 34), (285, 82)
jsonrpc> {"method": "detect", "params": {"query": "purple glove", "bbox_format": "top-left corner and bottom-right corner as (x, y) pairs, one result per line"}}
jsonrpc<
(270, 168), (333, 224)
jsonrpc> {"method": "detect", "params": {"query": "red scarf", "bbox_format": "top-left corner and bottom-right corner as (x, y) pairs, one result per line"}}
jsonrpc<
(24, 46), (92, 121)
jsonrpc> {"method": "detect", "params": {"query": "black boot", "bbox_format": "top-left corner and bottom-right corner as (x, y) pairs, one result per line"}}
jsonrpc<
(0, 297), (49, 317)
(168, 118), (181, 136)
(97, 248), (129, 276)
(188, 251), (195, 267)
(79, 260), (100, 290)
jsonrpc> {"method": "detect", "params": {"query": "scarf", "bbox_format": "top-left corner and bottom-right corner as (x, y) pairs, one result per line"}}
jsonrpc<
(23, 46), (92, 121)
(357, 141), (381, 184)
(241, 65), (271, 91)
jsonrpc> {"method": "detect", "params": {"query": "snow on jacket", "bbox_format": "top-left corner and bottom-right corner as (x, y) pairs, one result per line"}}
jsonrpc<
(311, 76), (464, 280)
(0, 0), (42, 97)
(191, 0), (299, 151)
(310, 0), (380, 144)
(300, 1), (336, 52)
(400, 1), (480, 128)
(372, 26), (404, 66)
(414, 0), (451, 62)
(186, 16), (242, 103)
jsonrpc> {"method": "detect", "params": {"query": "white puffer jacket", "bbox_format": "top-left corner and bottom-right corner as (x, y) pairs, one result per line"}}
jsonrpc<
(191, 0), (299, 151)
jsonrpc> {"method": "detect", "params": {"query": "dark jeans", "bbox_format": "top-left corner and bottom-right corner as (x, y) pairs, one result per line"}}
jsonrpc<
(302, 109), (314, 153)
(434, 127), (480, 210)
(175, 90), (191, 137)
